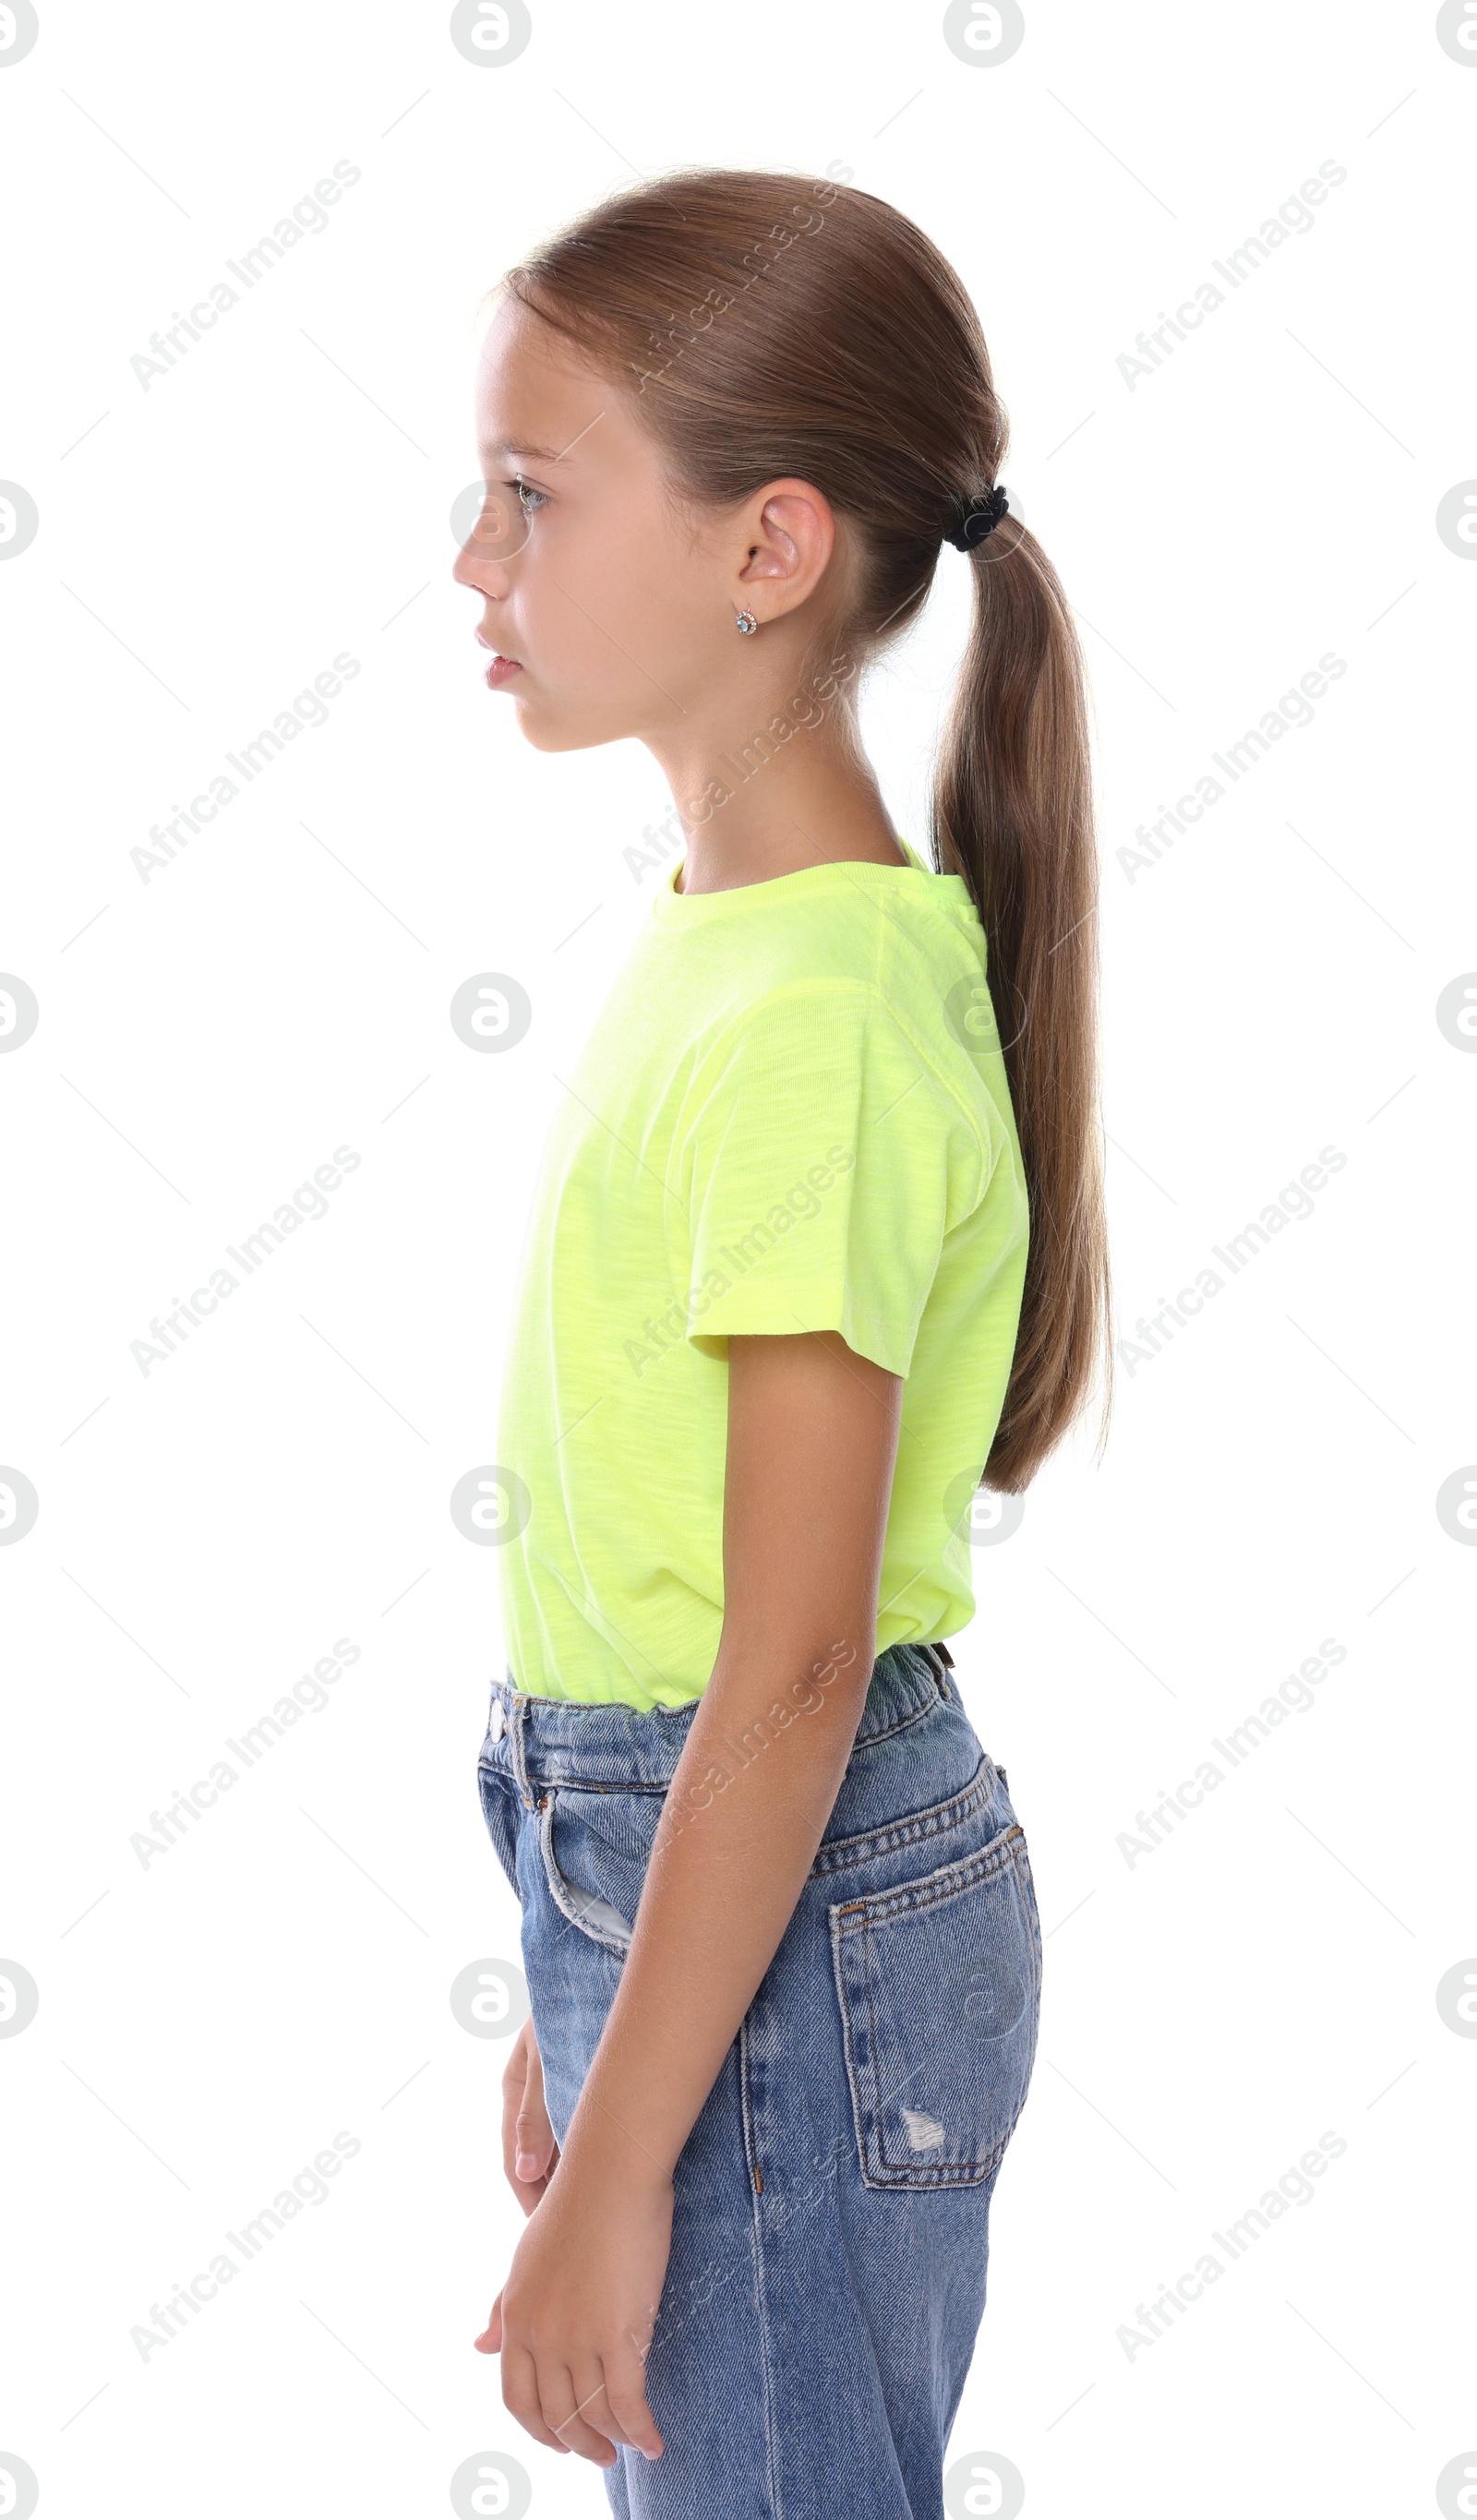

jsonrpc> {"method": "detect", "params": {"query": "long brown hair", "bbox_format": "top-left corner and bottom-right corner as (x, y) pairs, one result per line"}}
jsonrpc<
(498, 167), (1111, 1491)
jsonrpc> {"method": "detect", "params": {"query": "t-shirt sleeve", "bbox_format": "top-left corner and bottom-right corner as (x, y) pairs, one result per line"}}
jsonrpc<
(672, 983), (988, 1379)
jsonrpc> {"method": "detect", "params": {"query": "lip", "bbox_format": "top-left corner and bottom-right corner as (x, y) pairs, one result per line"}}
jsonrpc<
(476, 630), (522, 690)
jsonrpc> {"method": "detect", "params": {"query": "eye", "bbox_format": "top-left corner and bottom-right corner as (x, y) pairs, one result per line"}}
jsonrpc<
(507, 475), (548, 515)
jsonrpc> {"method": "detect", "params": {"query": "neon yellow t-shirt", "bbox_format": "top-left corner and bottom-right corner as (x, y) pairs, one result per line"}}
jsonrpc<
(494, 838), (1029, 1709)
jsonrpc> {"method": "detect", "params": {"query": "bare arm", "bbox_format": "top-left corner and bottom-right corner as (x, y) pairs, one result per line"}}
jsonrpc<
(479, 1328), (903, 2465)
(562, 1326), (903, 2179)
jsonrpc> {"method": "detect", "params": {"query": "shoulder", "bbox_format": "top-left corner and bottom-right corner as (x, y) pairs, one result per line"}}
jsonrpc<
(734, 882), (1000, 1120)
(656, 863), (1006, 1161)
(682, 966), (1001, 1186)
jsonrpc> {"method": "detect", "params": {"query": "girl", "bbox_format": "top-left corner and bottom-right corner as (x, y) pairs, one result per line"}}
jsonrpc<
(459, 169), (1110, 2517)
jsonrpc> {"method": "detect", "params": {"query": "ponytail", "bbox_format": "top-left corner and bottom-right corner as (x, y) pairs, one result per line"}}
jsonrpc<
(934, 515), (1111, 1490)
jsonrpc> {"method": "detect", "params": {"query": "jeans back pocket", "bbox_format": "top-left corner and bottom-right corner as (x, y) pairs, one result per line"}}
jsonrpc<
(829, 1821), (1041, 2190)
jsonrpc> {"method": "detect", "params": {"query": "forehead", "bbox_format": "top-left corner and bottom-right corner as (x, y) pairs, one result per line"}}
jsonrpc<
(474, 295), (614, 464)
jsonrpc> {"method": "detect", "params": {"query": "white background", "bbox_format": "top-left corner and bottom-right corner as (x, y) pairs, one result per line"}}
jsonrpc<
(2, 1), (1473, 2514)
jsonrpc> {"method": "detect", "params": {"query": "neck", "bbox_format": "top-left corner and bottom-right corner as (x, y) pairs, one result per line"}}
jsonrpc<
(646, 715), (907, 896)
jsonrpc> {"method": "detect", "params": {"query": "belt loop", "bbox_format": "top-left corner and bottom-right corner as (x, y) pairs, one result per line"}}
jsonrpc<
(507, 1690), (535, 1809)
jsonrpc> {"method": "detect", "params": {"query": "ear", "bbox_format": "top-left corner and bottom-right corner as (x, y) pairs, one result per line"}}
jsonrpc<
(733, 478), (836, 625)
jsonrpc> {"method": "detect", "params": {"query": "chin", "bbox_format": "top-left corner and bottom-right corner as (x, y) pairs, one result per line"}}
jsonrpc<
(513, 700), (628, 755)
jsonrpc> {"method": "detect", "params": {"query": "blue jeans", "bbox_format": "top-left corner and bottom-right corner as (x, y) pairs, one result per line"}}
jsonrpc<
(476, 1641), (1042, 2519)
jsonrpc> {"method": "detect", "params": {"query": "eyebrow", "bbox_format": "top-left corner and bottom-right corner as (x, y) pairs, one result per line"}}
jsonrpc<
(480, 439), (570, 465)
(479, 413), (606, 468)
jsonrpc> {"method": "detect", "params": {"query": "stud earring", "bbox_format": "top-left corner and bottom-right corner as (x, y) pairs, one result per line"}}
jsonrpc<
(735, 607), (758, 635)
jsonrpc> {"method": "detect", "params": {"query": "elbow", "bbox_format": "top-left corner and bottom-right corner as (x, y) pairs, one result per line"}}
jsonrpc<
(800, 1630), (873, 1716)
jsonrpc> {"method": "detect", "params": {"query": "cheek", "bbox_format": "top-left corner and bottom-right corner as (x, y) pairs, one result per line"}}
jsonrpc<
(526, 580), (615, 687)
(510, 567), (666, 751)
(534, 541), (705, 702)
(583, 533), (682, 653)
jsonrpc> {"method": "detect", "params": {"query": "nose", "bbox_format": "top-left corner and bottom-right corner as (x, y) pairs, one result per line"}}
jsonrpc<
(452, 486), (531, 592)
(451, 535), (498, 595)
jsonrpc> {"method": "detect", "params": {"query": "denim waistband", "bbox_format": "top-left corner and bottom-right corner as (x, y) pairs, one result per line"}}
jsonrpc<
(486, 1640), (957, 1803)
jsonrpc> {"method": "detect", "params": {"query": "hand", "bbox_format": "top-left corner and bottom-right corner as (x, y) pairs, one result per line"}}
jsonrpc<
(474, 2148), (671, 2467)
(500, 2016), (559, 2214)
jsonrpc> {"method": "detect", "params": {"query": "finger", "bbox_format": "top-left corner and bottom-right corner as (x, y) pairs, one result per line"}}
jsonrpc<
(506, 2142), (559, 2219)
(599, 2318), (665, 2459)
(499, 2341), (570, 2455)
(602, 2358), (665, 2462)
(500, 2033), (531, 2170)
(538, 2361), (619, 2468)
(562, 2356), (642, 2455)
(514, 2033), (557, 2183)
(500, 2034), (552, 2211)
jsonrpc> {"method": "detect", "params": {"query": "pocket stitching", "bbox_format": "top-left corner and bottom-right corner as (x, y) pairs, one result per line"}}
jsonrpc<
(811, 1754), (999, 1879)
(831, 1819), (1023, 1930)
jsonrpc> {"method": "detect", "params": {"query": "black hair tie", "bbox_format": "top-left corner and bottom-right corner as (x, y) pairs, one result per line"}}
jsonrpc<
(943, 484), (1011, 552)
